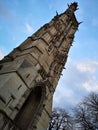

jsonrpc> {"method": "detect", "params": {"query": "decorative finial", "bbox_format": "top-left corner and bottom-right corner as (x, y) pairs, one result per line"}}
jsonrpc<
(56, 11), (58, 16)
(70, 2), (78, 11)
(67, 3), (70, 7)
(78, 21), (83, 25)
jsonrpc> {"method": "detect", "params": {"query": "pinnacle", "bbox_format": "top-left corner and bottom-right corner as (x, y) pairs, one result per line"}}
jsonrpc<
(67, 2), (78, 11)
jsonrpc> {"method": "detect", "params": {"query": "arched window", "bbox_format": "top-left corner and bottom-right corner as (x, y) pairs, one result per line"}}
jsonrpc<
(14, 85), (43, 130)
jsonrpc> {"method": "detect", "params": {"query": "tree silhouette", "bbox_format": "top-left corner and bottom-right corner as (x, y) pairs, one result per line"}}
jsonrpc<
(74, 92), (98, 130)
(48, 92), (98, 130)
(47, 108), (73, 130)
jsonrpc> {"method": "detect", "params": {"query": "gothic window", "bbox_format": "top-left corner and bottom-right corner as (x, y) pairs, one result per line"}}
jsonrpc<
(49, 26), (57, 35)
(42, 32), (51, 43)
(54, 21), (63, 32)
(31, 46), (43, 59)
(0, 64), (3, 70)
(14, 86), (43, 130)
(47, 43), (54, 55)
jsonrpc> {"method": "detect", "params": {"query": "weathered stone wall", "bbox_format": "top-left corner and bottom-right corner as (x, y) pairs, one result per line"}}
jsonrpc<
(0, 2), (79, 130)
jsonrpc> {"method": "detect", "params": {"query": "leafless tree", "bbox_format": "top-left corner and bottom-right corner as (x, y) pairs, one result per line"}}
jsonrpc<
(48, 93), (98, 130)
(74, 92), (98, 130)
(47, 108), (73, 130)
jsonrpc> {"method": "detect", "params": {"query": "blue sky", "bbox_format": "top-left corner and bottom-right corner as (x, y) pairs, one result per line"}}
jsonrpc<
(0, 0), (98, 110)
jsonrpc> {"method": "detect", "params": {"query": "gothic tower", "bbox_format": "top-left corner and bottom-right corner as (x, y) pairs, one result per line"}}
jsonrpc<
(0, 2), (79, 130)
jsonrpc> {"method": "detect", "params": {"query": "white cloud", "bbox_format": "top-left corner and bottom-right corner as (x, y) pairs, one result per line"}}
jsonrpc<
(0, 50), (4, 60)
(82, 77), (98, 92)
(49, 4), (53, 10)
(77, 61), (98, 73)
(25, 23), (33, 33)
(53, 59), (98, 109)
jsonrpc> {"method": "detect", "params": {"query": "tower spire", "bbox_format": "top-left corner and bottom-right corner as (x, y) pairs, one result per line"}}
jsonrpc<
(0, 3), (79, 130)
(67, 2), (78, 11)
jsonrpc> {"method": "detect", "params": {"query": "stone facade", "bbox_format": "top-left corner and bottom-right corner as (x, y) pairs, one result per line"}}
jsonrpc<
(0, 2), (79, 130)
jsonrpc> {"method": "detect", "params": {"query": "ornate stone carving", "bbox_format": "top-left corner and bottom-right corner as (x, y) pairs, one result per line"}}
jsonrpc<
(0, 2), (79, 130)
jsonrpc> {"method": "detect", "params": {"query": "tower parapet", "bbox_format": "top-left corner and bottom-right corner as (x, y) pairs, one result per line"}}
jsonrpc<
(0, 2), (79, 130)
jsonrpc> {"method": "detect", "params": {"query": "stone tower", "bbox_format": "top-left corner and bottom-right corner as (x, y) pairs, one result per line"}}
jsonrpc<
(0, 2), (79, 130)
